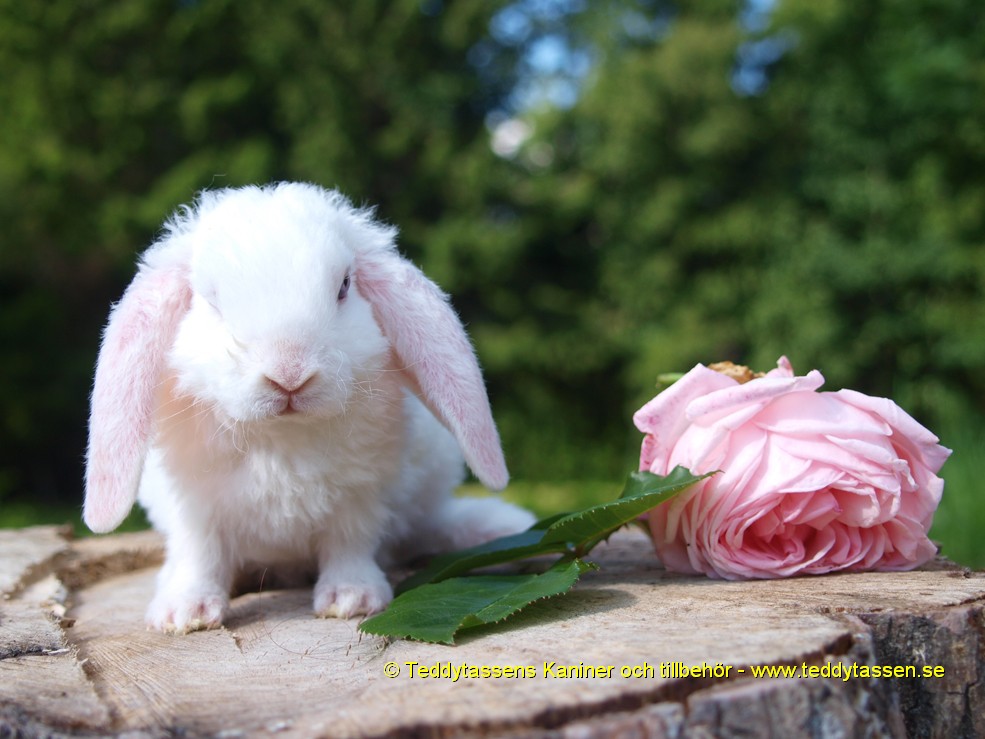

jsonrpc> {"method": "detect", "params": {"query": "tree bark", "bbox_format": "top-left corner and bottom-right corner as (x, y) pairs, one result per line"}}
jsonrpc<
(1, 525), (982, 738)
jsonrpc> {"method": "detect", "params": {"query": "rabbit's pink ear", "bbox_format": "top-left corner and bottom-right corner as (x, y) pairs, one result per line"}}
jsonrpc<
(356, 252), (509, 490)
(84, 264), (191, 533)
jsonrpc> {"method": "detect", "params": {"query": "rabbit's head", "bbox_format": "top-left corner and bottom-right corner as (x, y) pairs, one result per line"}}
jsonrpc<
(84, 183), (508, 533)
(168, 186), (392, 424)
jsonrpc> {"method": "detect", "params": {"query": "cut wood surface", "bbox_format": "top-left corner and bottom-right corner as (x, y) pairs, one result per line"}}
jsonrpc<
(1, 525), (983, 738)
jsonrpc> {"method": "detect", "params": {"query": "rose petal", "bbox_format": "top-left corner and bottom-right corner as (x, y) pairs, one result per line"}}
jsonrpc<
(809, 524), (864, 572)
(781, 490), (843, 529)
(834, 389), (952, 474)
(765, 355), (795, 378)
(635, 364), (735, 472)
(755, 392), (892, 438)
(831, 488), (896, 527)
(686, 369), (826, 426)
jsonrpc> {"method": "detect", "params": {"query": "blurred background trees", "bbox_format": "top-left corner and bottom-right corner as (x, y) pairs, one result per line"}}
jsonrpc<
(2, 0), (983, 564)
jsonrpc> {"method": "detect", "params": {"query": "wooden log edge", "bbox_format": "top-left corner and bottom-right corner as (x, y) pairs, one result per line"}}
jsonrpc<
(1, 525), (983, 738)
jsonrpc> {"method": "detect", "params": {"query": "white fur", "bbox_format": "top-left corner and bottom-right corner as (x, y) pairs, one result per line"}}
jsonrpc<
(91, 183), (533, 633)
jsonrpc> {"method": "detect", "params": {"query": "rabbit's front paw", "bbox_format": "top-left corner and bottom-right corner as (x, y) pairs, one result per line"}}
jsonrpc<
(314, 564), (392, 619)
(146, 589), (228, 634)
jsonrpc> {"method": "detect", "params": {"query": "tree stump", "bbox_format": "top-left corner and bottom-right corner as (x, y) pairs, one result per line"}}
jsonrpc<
(1, 525), (983, 738)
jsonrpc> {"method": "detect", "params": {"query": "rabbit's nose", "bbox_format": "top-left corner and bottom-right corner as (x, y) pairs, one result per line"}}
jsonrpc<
(264, 373), (316, 396)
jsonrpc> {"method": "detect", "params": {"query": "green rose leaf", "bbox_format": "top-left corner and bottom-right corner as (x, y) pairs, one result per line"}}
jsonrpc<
(360, 557), (594, 645)
(541, 466), (714, 548)
(360, 467), (713, 644)
(397, 466), (711, 593)
(395, 525), (568, 594)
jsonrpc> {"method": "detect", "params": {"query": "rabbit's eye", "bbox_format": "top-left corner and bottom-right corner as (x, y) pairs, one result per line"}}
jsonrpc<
(337, 273), (351, 302)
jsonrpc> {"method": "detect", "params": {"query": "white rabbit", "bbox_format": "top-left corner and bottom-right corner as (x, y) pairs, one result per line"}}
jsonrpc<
(84, 183), (535, 633)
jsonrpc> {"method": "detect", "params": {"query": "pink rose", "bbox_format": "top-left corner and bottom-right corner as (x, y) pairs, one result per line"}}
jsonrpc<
(633, 357), (950, 579)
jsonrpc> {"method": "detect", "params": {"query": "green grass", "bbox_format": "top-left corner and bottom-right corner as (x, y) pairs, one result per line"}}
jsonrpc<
(5, 454), (981, 571)
(929, 418), (985, 570)
(462, 479), (620, 520)
(0, 502), (149, 537)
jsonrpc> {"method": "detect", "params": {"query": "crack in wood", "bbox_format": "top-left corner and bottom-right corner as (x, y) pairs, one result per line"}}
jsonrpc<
(0, 644), (53, 660)
(0, 526), (74, 601)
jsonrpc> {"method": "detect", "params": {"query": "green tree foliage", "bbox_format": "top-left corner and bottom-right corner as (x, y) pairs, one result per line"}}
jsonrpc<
(0, 0), (516, 503)
(753, 0), (985, 413)
(483, 0), (985, 476)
